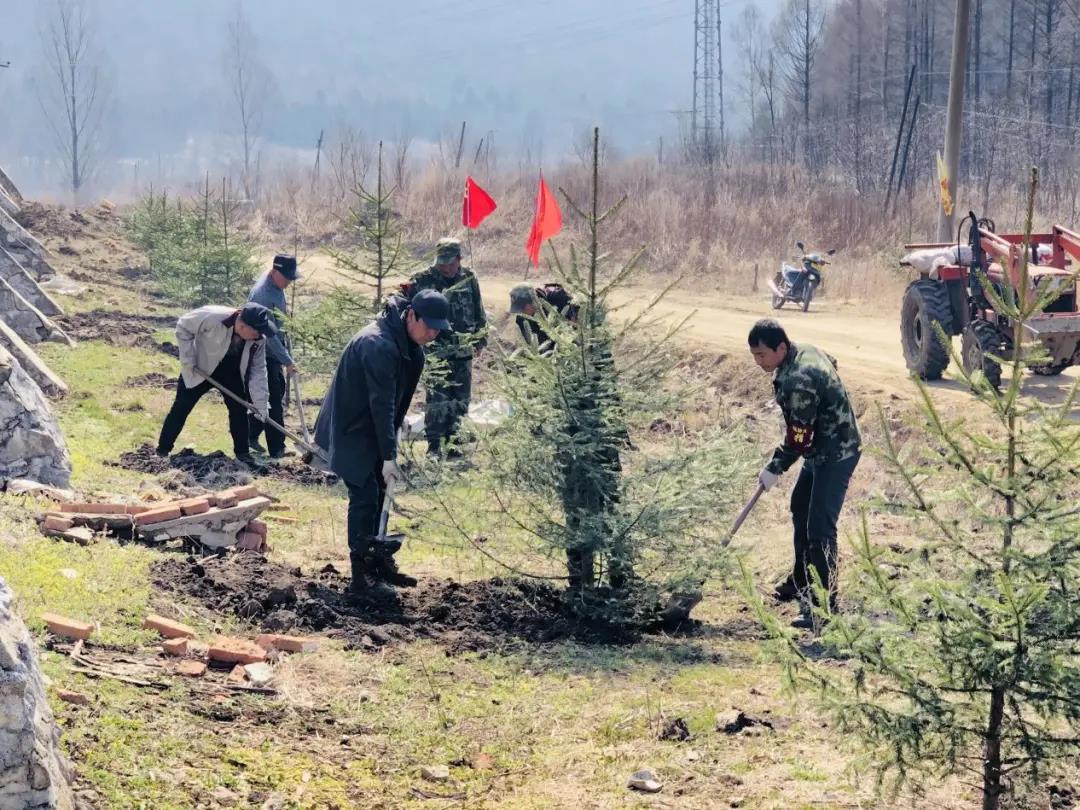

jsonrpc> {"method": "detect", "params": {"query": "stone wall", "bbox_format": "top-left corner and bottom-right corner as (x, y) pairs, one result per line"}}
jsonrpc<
(0, 344), (71, 488)
(0, 578), (74, 809)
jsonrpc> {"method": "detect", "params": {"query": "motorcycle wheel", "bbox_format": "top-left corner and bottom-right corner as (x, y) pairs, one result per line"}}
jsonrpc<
(801, 284), (814, 312)
(771, 273), (785, 309)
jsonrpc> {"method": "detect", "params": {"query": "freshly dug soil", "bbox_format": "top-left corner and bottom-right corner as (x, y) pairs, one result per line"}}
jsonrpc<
(56, 310), (179, 357)
(111, 442), (337, 488)
(124, 372), (177, 390)
(152, 553), (644, 653)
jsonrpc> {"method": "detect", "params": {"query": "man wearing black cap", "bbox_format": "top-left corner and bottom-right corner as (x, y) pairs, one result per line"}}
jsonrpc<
(156, 302), (276, 469)
(313, 289), (450, 597)
(247, 254), (299, 459)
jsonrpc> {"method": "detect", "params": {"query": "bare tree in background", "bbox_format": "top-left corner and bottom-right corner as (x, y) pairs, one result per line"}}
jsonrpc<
(222, 4), (271, 199)
(774, 0), (825, 164)
(37, 0), (106, 203)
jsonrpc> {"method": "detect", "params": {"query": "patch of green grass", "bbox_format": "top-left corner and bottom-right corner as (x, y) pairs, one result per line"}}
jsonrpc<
(0, 537), (154, 646)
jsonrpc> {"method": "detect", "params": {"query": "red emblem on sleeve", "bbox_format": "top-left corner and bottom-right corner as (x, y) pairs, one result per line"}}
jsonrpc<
(786, 422), (814, 453)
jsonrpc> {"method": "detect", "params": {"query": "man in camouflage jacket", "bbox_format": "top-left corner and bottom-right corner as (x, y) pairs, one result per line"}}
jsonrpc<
(403, 237), (487, 456)
(748, 319), (861, 628)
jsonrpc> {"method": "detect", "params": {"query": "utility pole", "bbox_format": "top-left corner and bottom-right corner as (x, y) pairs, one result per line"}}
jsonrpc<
(938, 0), (971, 241)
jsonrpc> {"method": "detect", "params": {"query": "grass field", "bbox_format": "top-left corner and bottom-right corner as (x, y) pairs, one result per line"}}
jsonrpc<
(2, 207), (1062, 809)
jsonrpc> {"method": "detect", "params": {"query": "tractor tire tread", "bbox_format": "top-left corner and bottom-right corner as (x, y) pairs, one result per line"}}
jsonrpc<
(901, 278), (954, 380)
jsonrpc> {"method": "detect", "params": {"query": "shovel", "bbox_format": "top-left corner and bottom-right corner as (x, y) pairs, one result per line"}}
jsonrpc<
(659, 483), (767, 628)
(192, 367), (330, 464)
(720, 483), (766, 549)
(371, 478), (406, 555)
(289, 370), (312, 444)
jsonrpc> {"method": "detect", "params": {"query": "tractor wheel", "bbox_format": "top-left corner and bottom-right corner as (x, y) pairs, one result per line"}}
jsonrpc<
(771, 274), (784, 309)
(1030, 360), (1070, 376)
(962, 321), (1004, 389)
(900, 279), (954, 380)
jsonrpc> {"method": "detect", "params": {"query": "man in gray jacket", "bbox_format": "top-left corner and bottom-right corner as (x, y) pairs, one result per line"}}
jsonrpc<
(156, 302), (276, 468)
(248, 254), (298, 458)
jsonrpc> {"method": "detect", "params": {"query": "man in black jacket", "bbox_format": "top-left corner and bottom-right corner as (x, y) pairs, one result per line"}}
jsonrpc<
(313, 290), (450, 596)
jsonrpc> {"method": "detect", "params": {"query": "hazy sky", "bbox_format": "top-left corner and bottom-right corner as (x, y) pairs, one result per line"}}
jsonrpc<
(0, 0), (781, 195)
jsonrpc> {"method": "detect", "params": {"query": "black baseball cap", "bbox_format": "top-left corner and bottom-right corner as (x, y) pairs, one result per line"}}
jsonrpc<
(272, 254), (299, 280)
(411, 289), (451, 332)
(239, 302), (279, 338)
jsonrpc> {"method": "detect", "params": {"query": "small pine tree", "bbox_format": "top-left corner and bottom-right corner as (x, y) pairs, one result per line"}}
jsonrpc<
(428, 128), (755, 625)
(290, 141), (407, 373)
(126, 177), (256, 307)
(745, 169), (1080, 807)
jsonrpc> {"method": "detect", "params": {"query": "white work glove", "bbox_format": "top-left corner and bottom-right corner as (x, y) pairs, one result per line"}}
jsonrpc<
(758, 468), (780, 492)
(382, 459), (405, 487)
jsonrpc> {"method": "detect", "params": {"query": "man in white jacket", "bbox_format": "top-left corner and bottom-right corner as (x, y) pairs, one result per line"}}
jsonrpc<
(156, 302), (276, 468)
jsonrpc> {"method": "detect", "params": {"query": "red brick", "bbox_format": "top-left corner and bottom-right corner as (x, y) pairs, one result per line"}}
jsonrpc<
(44, 515), (74, 531)
(143, 614), (196, 639)
(256, 633), (321, 653)
(208, 493), (237, 509)
(40, 613), (93, 640)
(175, 660), (206, 677)
(228, 485), (259, 500)
(227, 664), (247, 684)
(56, 688), (90, 706)
(162, 638), (188, 656)
(236, 532), (265, 552)
(134, 504), (182, 526)
(245, 519), (268, 537)
(177, 498), (210, 516)
(59, 502), (127, 515)
(208, 636), (267, 665)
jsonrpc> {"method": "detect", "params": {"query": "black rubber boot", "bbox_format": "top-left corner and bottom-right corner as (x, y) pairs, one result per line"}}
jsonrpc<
(368, 550), (418, 588)
(772, 574), (802, 603)
(347, 553), (396, 601)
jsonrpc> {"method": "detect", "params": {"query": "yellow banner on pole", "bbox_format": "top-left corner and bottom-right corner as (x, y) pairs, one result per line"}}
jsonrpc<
(936, 151), (954, 217)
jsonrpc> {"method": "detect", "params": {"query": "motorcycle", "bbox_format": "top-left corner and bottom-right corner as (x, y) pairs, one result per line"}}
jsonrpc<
(769, 242), (837, 312)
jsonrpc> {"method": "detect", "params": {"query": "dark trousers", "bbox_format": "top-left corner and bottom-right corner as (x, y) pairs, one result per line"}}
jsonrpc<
(158, 355), (250, 458)
(789, 452), (860, 600)
(249, 359), (286, 454)
(424, 359), (472, 445)
(345, 464), (386, 557)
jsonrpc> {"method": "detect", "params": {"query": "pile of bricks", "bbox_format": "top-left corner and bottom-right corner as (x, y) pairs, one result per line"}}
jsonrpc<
(40, 610), (321, 687)
(143, 614), (322, 685)
(38, 484), (276, 550)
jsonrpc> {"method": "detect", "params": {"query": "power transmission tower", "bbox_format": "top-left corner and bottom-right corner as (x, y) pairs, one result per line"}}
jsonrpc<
(692, 0), (721, 161)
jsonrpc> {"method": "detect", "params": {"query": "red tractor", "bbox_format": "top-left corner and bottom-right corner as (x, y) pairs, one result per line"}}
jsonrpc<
(900, 212), (1080, 387)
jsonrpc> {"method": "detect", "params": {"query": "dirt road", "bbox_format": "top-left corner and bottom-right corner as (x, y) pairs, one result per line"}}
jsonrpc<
(290, 251), (1080, 407)
(480, 276), (1080, 407)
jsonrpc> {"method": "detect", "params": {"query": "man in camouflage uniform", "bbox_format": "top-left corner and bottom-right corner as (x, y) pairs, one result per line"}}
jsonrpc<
(404, 237), (487, 456)
(748, 318), (861, 629)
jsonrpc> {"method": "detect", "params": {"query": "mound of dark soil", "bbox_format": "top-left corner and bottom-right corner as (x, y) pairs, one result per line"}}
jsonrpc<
(111, 442), (337, 488)
(124, 372), (176, 390)
(14, 201), (91, 239)
(152, 553), (642, 653)
(56, 310), (179, 357)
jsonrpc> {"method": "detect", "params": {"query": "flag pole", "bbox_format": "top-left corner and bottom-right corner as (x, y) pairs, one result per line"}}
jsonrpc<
(523, 168), (541, 281)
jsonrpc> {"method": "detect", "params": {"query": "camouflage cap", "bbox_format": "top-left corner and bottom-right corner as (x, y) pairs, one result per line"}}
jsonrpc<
(435, 237), (462, 263)
(509, 284), (538, 314)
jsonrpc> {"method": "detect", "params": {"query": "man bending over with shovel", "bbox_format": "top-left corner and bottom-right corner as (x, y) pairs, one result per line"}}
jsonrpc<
(157, 302), (277, 470)
(313, 289), (450, 599)
(749, 319), (861, 629)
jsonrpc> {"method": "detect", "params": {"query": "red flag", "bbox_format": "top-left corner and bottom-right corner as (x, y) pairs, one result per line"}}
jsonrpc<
(462, 176), (497, 229)
(525, 173), (562, 267)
